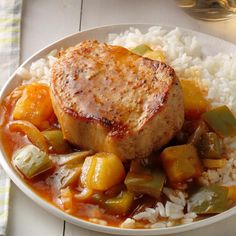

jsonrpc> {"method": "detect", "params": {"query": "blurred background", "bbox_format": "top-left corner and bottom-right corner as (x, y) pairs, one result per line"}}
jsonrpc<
(178, 0), (236, 21)
(21, 0), (236, 61)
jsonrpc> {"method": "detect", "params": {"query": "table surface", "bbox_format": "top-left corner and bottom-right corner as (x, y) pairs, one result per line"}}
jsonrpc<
(6, 0), (236, 235)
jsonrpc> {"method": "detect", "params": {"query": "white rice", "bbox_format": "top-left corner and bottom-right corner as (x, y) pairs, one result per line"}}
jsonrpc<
(16, 49), (58, 85)
(17, 26), (236, 228)
(129, 188), (196, 228)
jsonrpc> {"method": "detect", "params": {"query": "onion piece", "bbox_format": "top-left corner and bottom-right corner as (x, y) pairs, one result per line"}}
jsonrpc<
(9, 120), (48, 152)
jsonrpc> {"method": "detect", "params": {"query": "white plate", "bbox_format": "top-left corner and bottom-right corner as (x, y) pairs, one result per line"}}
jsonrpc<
(1, 24), (236, 235)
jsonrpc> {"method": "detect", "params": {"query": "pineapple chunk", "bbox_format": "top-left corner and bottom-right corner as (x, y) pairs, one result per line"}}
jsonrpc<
(13, 144), (52, 179)
(13, 83), (54, 129)
(80, 155), (96, 187)
(80, 153), (125, 191)
(227, 186), (236, 202)
(161, 144), (202, 185)
(181, 80), (208, 120)
(202, 159), (226, 169)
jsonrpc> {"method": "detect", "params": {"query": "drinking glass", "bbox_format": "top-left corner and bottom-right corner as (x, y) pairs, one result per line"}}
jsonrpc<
(177, 0), (236, 21)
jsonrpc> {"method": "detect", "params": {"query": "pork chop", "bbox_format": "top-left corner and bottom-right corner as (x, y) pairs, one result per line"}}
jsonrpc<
(50, 40), (184, 160)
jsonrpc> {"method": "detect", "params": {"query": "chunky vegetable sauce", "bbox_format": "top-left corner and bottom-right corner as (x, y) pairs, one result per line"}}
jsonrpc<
(1, 46), (236, 228)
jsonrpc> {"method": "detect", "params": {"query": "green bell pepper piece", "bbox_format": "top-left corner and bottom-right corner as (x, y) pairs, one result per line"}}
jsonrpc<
(188, 121), (208, 145)
(203, 106), (236, 137)
(130, 44), (152, 56)
(91, 191), (134, 215)
(125, 161), (165, 199)
(42, 130), (71, 154)
(105, 191), (134, 215)
(188, 185), (228, 214)
(198, 132), (222, 159)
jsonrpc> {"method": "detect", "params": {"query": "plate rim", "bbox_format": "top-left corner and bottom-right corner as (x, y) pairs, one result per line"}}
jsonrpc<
(1, 23), (236, 235)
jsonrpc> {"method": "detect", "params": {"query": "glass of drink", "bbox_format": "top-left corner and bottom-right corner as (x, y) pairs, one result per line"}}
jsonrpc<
(177, 0), (236, 21)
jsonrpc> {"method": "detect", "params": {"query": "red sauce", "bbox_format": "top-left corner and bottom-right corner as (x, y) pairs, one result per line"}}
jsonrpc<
(0, 87), (130, 227)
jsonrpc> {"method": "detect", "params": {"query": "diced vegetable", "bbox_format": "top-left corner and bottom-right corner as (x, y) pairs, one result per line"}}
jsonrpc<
(49, 165), (82, 189)
(188, 185), (228, 214)
(198, 132), (222, 159)
(188, 121), (208, 145)
(227, 186), (236, 202)
(144, 50), (165, 62)
(42, 130), (71, 154)
(90, 193), (107, 205)
(125, 171), (165, 199)
(0, 86), (26, 128)
(81, 155), (96, 187)
(60, 187), (73, 213)
(203, 105), (236, 137)
(13, 83), (54, 129)
(105, 184), (125, 198)
(125, 160), (165, 198)
(130, 44), (165, 62)
(9, 120), (48, 152)
(130, 44), (152, 56)
(74, 188), (93, 201)
(50, 150), (94, 166)
(202, 159), (226, 168)
(161, 144), (202, 185)
(80, 152), (125, 191)
(90, 191), (134, 215)
(13, 144), (52, 178)
(181, 80), (208, 120)
(105, 191), (134, 215)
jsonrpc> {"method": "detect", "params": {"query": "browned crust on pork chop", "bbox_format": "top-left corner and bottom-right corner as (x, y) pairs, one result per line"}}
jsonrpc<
(50, 40), (184, 160)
